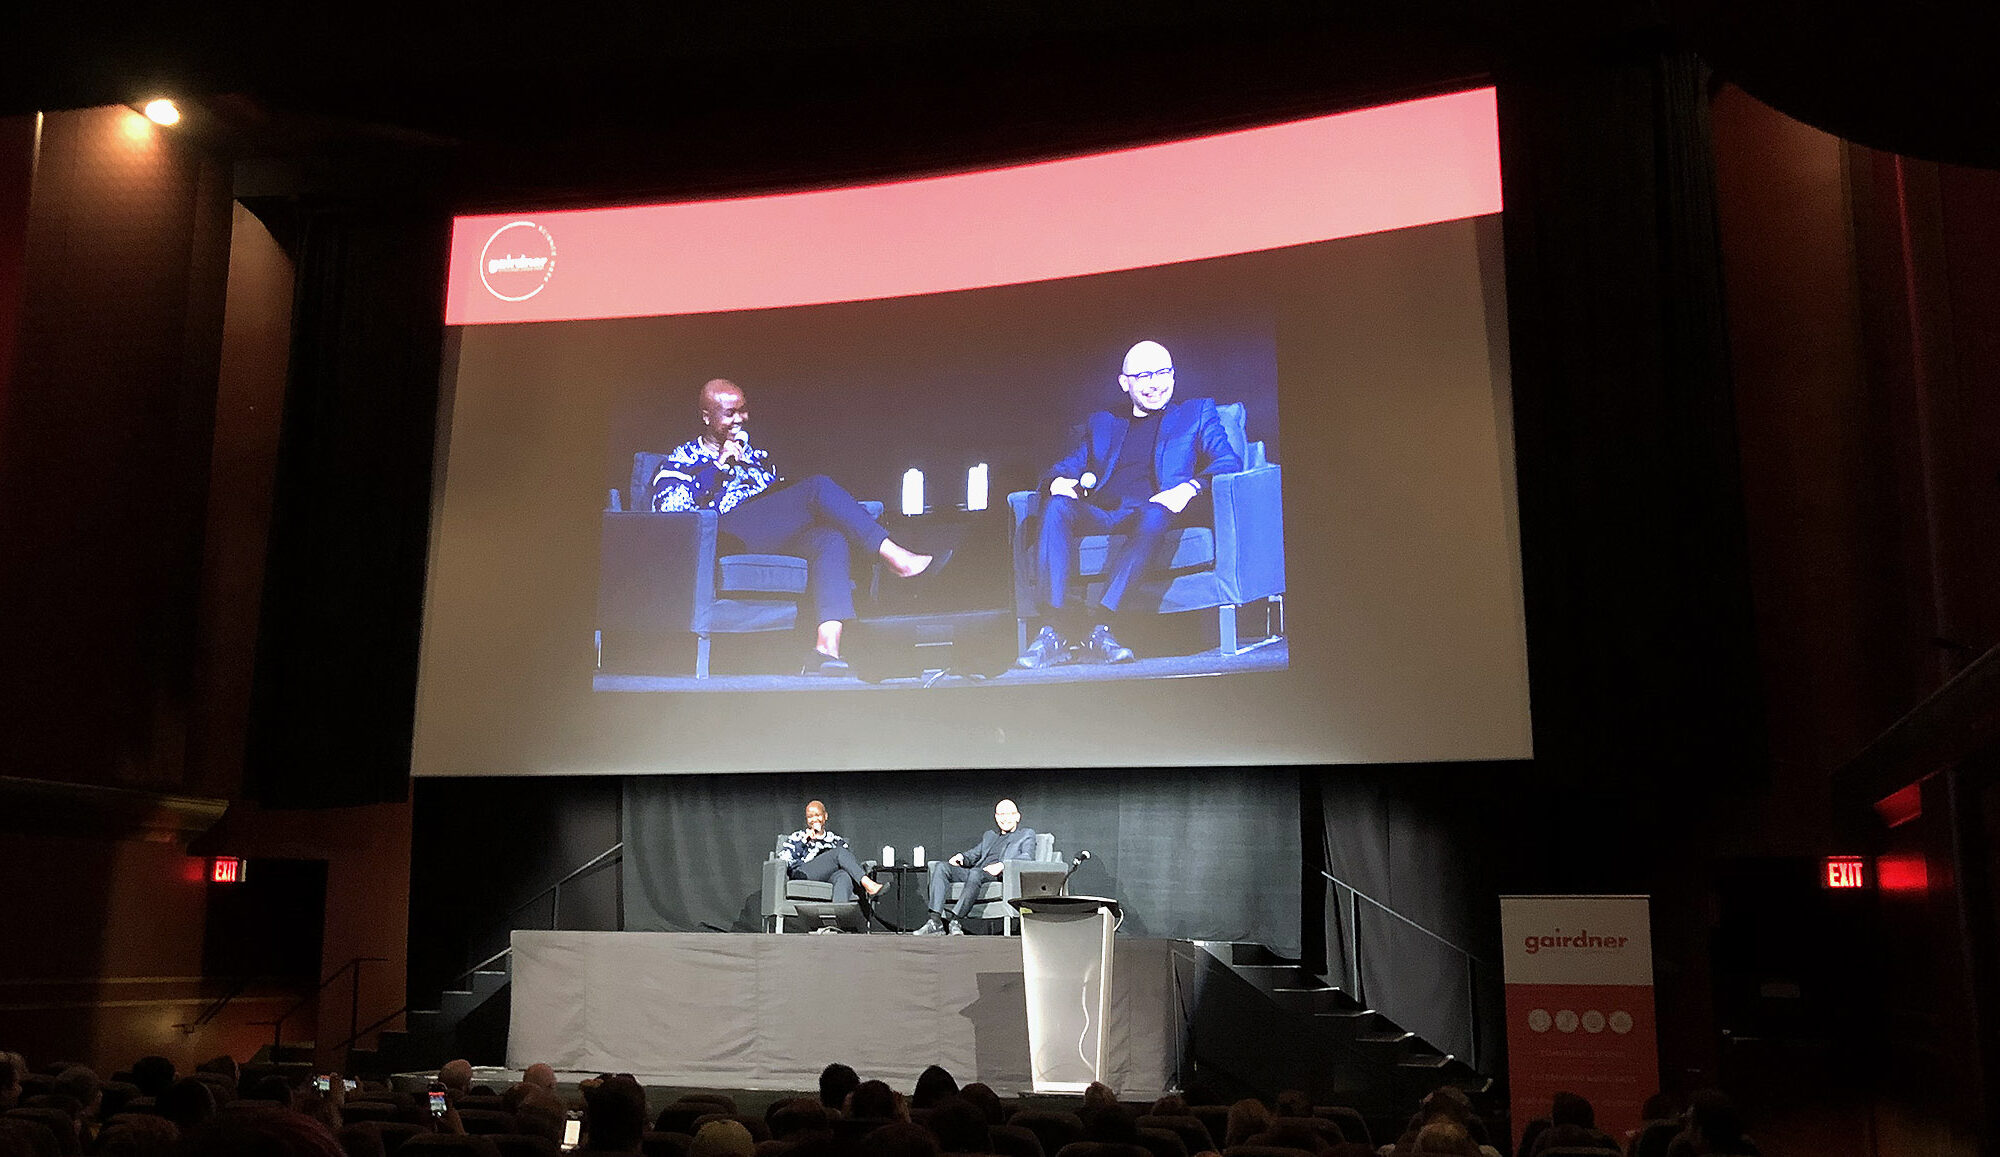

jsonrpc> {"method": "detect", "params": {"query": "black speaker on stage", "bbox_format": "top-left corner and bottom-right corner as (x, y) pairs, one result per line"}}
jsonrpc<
(844, 609), (1017, 683)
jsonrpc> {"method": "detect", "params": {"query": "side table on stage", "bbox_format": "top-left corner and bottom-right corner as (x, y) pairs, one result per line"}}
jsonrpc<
(870, 864), (931, 932)
(1011, 894), (1121, 1092)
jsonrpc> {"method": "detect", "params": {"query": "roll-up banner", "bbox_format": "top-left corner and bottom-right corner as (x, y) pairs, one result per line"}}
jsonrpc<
(1499, 895), (1658, 1145)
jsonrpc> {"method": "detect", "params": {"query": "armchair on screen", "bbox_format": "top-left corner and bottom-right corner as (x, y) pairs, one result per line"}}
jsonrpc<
(597, 452), (883, 677)
(1008, 401), (1284, 655)
(759, 840), (876, 933)
(947, 832), (1067, 936)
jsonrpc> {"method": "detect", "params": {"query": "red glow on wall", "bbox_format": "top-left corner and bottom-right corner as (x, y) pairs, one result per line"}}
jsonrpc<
(444, 87), (1502, 326)
(1873, 782), (1923, 828)
(210, 856), (243, 884)
(1822, 856), (1868, 889)
(1876, 854), (1927, 893)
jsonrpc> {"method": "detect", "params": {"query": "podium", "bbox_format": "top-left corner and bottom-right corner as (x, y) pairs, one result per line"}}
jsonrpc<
(1011, 895), (1120, 1093)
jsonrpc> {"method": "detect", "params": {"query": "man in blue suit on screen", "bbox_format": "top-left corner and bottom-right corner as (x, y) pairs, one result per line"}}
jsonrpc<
(1018, 340), (1243, 668)
(915, 799), (1037, 936)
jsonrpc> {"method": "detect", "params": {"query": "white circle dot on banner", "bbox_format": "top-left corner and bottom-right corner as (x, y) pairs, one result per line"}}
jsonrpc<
(1555, 1010), (1579, 1033)
(1528, 1009), (1552, 1033)
(1582, 1010), (1606, 1033)
(1610, 1010), (1634, 1034)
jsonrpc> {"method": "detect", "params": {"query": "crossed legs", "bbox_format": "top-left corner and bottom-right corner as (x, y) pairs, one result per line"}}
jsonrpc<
(789, 846), (883, 902)
(721, 474), (933, 659)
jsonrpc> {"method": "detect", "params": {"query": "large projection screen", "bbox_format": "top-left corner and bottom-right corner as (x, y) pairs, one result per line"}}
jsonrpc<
(413, 87), (1531, 776)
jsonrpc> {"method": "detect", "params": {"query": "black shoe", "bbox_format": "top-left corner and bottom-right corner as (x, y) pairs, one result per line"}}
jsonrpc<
(1015, 625), (1071, 670)
(1077, 624), (1135, 664)
(802, 651), (851, 676)
(896, 546), (953, 582)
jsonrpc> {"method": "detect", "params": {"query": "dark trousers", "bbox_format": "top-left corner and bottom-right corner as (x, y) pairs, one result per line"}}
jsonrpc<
(721, 474), (891, 624)
(1034, 494), (1178, 627)
(789, 846), (872, 902)
(927, 860), (997, 921)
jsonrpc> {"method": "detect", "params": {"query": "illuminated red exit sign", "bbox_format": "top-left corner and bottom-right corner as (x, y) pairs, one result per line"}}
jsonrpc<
(210, 857), (245, 884)
(1822, 856), (1867, 890)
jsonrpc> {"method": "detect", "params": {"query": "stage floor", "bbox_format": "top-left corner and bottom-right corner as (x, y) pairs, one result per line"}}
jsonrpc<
(593, 637), (1285, 692)
(507, 931), (1205, 1095)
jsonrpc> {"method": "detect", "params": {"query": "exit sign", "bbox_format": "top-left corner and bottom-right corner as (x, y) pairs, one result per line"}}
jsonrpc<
(1822, 856), (1867, 890)
(210, 857), (246, 884)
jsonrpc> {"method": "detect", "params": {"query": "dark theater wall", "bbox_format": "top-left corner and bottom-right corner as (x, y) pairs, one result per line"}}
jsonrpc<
(0, 106), (230, 795)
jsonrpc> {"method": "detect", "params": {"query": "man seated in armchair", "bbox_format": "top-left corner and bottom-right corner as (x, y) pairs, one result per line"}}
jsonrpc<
(914, 799), (1037, 936)
(650, 377), (941, 675)
(1018, 340), (1243, 668)
(777, 799), (885, 903)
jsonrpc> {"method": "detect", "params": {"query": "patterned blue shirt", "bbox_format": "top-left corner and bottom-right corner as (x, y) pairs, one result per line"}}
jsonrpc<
(778, 828), (850, 865)
(649, 434), (777, 515)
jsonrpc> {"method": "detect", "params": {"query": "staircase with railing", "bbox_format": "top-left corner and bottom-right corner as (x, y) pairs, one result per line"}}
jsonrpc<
(1183, 876), (1495, 1134)
(345, 841), (625, 1076)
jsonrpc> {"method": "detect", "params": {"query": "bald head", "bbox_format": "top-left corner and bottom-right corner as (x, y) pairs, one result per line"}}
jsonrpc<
(523, 1063), (556, 1090)
(700, 378), (743, 408)
(698, 378), (750, 445)
(1119, 341), (1175, 415)
(994, 799), (1021, 833)
(439, 1059), (473, 1091)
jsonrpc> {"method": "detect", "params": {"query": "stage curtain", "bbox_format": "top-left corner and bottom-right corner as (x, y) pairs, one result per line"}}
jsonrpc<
(1314, 763), (1528, 1070)
(622, 767), (1301, 955)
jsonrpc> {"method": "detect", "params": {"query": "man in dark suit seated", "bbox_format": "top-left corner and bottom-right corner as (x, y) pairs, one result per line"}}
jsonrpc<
(1019, 339), (1243, 668)
(914, 800), (1037, 935)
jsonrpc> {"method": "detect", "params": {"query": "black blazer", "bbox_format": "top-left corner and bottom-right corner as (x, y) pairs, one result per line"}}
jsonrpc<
(958, 826), (1039, 868)
(1045, 397), (1243, 494)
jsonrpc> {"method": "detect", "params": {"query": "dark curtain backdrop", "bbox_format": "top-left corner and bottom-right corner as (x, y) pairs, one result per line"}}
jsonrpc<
(623, 767), (1301, 956)
(1309, 768), (1511, 1071)
(248, 205), (447, 807)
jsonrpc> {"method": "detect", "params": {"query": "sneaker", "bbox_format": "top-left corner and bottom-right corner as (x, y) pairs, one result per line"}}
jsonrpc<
(912, 916), (947, 936)
(946, 919), (965, 936)
(1015, 625), (1071, 670)
(1077, 624), (1135, 664)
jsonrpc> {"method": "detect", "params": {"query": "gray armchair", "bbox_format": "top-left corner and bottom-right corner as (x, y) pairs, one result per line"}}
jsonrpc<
(947, 832), (1068, 936)
(1009, 401), (1284, 655)
(598, 452), (883, 676)
(760, 842), (876, 933)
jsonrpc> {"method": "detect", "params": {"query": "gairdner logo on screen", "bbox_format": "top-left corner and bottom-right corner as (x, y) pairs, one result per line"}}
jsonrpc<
(478, 221), (557, 302)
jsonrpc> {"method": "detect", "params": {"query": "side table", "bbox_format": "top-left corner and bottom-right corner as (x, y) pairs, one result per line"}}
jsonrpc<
(869, 864), (932, 932)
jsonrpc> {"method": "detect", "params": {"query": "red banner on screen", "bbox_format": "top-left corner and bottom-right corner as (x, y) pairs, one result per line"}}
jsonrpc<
(444, 88), (1502, 326)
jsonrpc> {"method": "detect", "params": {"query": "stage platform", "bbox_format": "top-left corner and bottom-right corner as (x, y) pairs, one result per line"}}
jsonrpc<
(504, 930), (1207, 1095)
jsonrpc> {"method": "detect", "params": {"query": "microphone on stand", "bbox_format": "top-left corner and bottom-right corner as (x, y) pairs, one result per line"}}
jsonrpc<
(1061, 849), (1093, 887)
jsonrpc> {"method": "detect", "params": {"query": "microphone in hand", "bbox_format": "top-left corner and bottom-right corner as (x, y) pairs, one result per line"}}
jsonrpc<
(718, 428), (748, 470)
(1077, 472), (1098, 499)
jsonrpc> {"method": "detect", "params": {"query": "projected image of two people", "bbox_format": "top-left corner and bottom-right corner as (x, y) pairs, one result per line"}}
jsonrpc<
(597, 310), (1285, 690)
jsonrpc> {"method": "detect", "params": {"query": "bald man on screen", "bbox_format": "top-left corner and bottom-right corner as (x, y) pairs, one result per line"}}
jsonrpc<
(1018, 341), (1242, 668)
(649, 378), (939, 675)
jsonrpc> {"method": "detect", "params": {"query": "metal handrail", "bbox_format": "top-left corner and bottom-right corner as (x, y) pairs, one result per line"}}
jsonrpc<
(176, 974), (257, 1035)
(1319, 870), (1491, 965)
(1319, 869), (1491, 1071)
(504, 841), (625, 928)
(251, 956), (389, 1052)
(331, 842), (625, 1057)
